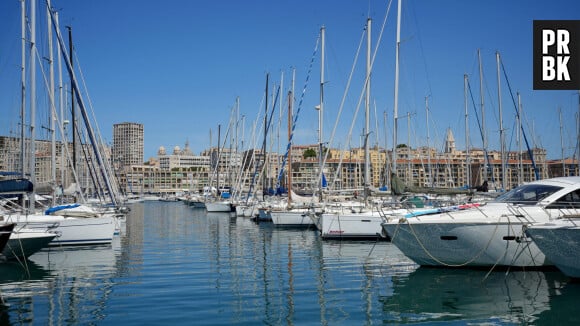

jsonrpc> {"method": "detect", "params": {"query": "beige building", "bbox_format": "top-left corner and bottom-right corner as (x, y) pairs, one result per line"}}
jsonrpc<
(113, 122), (144, 167)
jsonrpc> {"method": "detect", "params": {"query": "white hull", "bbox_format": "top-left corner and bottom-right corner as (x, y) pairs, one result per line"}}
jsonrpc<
(235, 204), (258, 217)
(270, 209), (314, 227)
(5, 214), (116, 246)
(205, 201), (232, 212)
(319, 210), (386, 239)
(383, 219), (548, 267)
(526, 219), (580, 278)
(382, 177), (580, 268)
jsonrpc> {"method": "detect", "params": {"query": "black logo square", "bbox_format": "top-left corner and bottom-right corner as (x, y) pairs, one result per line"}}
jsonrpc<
(533, 20), (580, 90)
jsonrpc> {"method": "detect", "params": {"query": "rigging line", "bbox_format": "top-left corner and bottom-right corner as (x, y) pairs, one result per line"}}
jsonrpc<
(74, 52), (122, 198)
(275, 34), (320, 186)
(325, 27), (365, 190)
(408, 0), (433, 97)
(325, 0), (394, 189)
(500, 59), (540, 180)
(467, 77), (495, 184)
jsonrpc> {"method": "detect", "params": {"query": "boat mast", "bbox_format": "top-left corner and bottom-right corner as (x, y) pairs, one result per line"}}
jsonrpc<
(425, 96), (431, 187)
(478, 49), (488, 184)
(464, 74), (471, 187)
(517, 92), (522, 184)
(496, 51), (505, 190)
(217, 124), (221, 195)
(287, 70), (294, 205)
(48, 9), (119, 206)
(577, 90), (580, 175)
(55, 10), (66, 196)
(263, 73), (269, 198)
(29, 0), (37, 211)
(392, 0), (402, 178)
(383, 111), (389, 188)
(560, 107), (565, 176)
(47, 1), (56, 206)
(20, 0), (26, 209)
(407, 113), (411, 183)
(67, 26), (77, 179)
(318, 26), (325, 202)
(364, 18), (371, 203)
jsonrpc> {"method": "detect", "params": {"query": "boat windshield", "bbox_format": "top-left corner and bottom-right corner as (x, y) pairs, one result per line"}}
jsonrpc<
(494, 184), (562, 204)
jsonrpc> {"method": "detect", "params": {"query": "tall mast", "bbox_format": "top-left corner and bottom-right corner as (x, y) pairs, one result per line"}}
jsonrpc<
(425, 96), (431, 187)
(29, 0), (37, 211)
(318, 26), (325, 202)
(464, 74), (470, 187)
(364, 18), (371, 203)
(496, 51), (505, 190)
(262, 73), (269, 198)
(55, 10), (66, 193)
(67, 26), (76, 177)
(287, 70), (294, 205)
(478, 49), (487, 183)
(47, 1), (56, 206)
(392, 0), (402, 178)
(560, 107), (565, 176)
(407, 113), (411, 183)
(517, 92), (522, 184)
(577, 91), (580, 175)
(20, 0), (26, 184)
(278, 71), (284, 186)
(383, 111), (389, 187)
(48, 8), (119, 206)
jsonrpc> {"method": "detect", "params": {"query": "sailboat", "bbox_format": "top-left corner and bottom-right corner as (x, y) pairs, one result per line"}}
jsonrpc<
(205, 125), (234, 213)
(270, 70), (317, 227)
(317, 19), (389, 240)
(3, 1), (118, 246)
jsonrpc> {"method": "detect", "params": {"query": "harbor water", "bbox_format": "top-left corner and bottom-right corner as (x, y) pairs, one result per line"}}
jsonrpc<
(1, 201), (579, 325)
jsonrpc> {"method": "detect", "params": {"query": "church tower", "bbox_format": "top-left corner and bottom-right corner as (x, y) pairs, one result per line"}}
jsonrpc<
(444, 128), (456, 154)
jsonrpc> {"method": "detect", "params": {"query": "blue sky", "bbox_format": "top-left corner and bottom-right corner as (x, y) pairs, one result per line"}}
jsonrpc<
(1, 0), (579, 160)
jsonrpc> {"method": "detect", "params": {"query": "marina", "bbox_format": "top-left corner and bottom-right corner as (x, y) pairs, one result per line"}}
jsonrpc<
(0, 1), (579, 324)
(0, 201), (579, 325)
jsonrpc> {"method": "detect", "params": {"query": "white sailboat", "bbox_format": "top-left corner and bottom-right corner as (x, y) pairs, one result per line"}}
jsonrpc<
(317, 19), (387, 240)
(270, 66), (318, 227)
(1, 1), (119, 247)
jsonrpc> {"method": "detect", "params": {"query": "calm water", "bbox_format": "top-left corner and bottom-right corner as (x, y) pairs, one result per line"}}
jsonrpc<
(1, 201), (579, 325)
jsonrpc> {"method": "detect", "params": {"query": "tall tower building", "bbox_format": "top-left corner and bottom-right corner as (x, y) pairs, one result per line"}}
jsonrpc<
(113, 122), (144, 167)
(444, 128), (456, 154)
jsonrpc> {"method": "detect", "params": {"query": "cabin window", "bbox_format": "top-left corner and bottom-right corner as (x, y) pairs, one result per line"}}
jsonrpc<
(546, 189), (580, 209)
(495, 184), (562, 205)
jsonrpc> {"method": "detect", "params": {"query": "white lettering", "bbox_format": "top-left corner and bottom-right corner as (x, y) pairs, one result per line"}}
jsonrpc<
(543, 29), (555, 54)
(557, 30), (570, 54)
(557, 56), (571, 80)
(543, 57), (555, 80)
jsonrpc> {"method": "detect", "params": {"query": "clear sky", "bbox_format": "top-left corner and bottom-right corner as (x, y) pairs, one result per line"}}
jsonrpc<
(1, 0), (579, 161)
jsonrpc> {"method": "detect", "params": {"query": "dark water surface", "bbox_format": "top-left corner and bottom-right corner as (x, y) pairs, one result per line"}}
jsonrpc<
(0, 201), (579, 325)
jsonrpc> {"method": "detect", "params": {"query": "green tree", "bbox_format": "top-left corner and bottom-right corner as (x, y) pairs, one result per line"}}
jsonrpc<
(303, 148), (317, 159)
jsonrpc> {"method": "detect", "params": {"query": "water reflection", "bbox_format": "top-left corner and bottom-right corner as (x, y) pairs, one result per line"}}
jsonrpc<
(2, 201), (579, 325)
(0, 230), (121, 324)
(383, 267), (571, 324)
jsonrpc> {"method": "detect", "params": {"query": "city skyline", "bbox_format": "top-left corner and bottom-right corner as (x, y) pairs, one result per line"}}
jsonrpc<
(0, 1), (579, 161)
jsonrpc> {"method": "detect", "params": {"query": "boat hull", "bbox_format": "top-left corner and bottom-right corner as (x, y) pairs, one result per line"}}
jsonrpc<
(382, 220), (548, 267)
(320, 211), (387, 240)
(3, 230), (57, 259)
(270, 210), (314, 227)
(205, 201), (233, 212)
(5, 214), (116, 246)
(526, 220), (580, 278)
